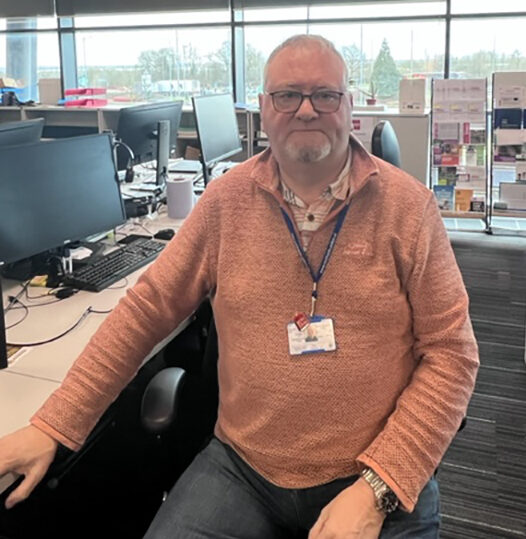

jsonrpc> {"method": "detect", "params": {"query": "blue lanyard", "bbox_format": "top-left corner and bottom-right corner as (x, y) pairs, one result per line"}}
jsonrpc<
(280, 202), (350, 317)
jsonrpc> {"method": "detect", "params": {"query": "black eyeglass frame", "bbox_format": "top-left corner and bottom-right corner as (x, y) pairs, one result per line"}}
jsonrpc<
(266, 90), (345, 114)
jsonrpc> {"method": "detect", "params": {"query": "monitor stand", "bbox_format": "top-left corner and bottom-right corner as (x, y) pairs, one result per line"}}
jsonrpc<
(156, 119), (170, 188)
(0, 278), (8, 369)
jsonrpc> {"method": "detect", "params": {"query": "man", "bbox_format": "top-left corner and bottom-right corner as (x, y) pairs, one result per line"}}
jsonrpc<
(0, 35), (478, 538)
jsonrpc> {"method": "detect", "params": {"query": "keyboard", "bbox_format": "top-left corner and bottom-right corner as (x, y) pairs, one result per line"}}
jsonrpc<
(63, 238), (165, 292)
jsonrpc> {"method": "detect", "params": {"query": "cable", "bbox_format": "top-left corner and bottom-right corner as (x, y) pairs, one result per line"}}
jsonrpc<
(25, 288), (54, 300)
(3, 280), (30, 313)
(108, 276), (128, 290)
(6, 306), (112, 348)
(113, 139), (135, 163)
(5, 300), (29, 330)
(134, 222), (154, 237)
(8, 298), (65, 310)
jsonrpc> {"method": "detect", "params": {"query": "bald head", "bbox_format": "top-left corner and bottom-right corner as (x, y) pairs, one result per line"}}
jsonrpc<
(263, 35), (348, 92)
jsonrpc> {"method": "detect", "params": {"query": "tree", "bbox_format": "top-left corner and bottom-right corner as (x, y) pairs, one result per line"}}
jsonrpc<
(245, 44), (266, 93)
(204, 40), (231, 90)
(342, 44), (366, 86)
(137, 48), (176, 82)
(371, 39), (401, 98)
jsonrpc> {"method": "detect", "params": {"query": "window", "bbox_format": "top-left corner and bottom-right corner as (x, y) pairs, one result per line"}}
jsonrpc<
(243, 24), (308, 104)
(0, 19), (60, 102)
(75, 27), (231, 105)
(309, 1), (445, 19)
(451, 0), (526, 14)
(450, 17), (526, 81)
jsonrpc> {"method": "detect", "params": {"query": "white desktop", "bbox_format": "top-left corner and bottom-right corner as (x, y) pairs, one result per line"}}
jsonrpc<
(0, 212), (188, 495)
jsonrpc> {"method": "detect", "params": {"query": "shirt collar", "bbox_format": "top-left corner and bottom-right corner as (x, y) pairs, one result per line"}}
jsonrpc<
(278, 150), (352, 207)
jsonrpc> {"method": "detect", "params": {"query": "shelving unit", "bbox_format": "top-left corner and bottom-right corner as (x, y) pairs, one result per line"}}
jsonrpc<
(430, 79), (488, 229)
(490, 72), (526, 233)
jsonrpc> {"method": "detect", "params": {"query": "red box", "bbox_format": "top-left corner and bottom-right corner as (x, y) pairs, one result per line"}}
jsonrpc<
(64, 87), (106, 96)
(64, 98), (108, 107)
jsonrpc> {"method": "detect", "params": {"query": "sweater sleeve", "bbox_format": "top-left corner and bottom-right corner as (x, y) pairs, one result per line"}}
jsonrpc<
(356, 194), (479, 511)
(31, 189), (217, 450)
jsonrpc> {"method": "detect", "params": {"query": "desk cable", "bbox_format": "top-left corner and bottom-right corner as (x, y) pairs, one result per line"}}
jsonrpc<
(6, 305), (112, 348)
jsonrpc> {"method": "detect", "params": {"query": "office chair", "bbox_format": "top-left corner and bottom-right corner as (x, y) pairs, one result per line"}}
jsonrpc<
(371, 120), (402, 168)
(141, 303), (219, 502)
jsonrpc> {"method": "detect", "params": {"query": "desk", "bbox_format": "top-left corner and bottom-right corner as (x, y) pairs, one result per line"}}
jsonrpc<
(0, 213), (188, 494)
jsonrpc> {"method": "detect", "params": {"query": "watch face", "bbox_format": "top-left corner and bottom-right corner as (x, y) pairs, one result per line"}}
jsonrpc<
(380, 490), (399, 514)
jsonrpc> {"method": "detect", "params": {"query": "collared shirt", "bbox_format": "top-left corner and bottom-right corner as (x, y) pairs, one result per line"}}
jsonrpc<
(279, 152), (352, 249)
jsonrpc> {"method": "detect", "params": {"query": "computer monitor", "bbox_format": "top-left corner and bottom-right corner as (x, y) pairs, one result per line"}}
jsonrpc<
(0, 133), (126, 266)
(0, 279), (6, 369)
(0, 118), (44, 147)
(0, 132), (125, 369)
(192, 93), (243, 186)
(115, 101), (183, 174)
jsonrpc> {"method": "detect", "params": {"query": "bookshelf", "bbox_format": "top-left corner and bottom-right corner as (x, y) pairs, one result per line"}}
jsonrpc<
(490, 72), (526, 233)
(430, 79), (488, 228)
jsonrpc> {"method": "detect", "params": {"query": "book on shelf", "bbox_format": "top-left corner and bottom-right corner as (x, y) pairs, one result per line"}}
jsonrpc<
(494, 108), (522, 129)
(455, 188), (474, 211)
(433, 184), (455, 211)
(495, 144), (524, 162)
(433, 141), (460, 166)
(456, 166), (486, 190)
(433, 122), (461, 142)
(469, 128), (486, 144)
(470, 199), (485, 212)
(437, 166), (457, 185)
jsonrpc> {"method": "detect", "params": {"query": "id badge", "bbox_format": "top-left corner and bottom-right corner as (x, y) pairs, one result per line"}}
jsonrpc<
(287, 316), (336, 356)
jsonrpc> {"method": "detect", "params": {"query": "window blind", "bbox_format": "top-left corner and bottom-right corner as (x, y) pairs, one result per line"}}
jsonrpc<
(0, 0), (55, 18)
(55, 0), (229, 17)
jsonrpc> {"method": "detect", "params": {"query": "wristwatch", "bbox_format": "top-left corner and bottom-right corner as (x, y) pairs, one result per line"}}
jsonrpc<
(360, 468), (400, 515)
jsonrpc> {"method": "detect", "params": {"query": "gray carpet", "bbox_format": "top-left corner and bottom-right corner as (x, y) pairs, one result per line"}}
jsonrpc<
(438, 232), (526, 538)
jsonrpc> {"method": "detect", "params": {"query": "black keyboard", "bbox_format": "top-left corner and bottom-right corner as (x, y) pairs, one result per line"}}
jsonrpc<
(63, 238), (165, 292)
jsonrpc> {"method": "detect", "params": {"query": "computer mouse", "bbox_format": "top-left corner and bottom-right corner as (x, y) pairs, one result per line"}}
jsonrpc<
(154, 228), (175, 241)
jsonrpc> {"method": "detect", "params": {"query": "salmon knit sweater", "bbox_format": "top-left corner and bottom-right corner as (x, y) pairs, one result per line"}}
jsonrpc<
(32, 138), (479, 511)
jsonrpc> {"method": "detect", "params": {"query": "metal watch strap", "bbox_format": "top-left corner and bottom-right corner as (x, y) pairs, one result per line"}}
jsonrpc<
(360, 467), (399, 515)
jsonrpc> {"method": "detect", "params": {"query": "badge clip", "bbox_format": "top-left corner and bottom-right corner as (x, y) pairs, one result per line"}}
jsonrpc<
(293, 312), (310, 331)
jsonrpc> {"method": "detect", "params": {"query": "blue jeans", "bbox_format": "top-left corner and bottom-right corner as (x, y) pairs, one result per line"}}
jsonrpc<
(144, 437), (440, 538)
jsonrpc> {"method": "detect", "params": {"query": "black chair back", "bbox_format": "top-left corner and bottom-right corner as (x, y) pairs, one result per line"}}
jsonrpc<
(371, 120), (401, 168)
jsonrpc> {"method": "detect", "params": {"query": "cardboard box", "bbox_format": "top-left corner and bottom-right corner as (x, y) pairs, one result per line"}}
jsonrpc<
(38, 78), (62, 105)
(0, 77), (18, 89)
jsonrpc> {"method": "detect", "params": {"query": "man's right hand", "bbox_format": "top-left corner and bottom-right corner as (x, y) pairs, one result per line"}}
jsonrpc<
(0, 425), (58, 509)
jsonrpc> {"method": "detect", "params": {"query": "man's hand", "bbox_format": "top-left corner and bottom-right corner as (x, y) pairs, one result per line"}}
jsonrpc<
(0, 425), (58, 509)
(309, 477), (385, 538)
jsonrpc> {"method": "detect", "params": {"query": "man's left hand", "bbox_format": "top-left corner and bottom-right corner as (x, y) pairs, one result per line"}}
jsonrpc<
(308, 477), (385, 538)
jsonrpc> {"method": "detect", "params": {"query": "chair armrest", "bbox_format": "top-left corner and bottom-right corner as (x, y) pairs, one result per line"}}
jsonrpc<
(141, 367), (186, 434)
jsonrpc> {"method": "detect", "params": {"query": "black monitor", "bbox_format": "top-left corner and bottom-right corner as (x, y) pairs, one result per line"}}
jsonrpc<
(0, 118), (44, 146)
(0, 133), (125, 266)
(0, 133), (125, 368)
(192, 93), (243, 186)
(0, 279), (6, 368)
(115, 101), (183, 172)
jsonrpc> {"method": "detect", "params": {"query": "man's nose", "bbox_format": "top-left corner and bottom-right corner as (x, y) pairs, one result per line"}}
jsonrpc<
(295, 96), (318, 120)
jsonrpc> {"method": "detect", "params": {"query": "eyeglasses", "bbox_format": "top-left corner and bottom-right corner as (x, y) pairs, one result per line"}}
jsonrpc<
(267, 90), (344, 113)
